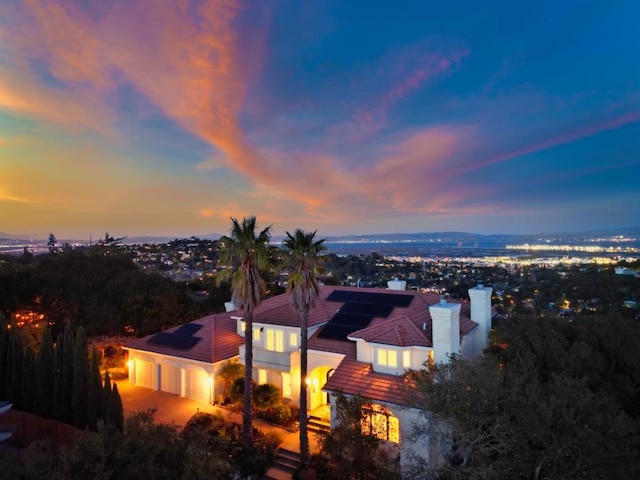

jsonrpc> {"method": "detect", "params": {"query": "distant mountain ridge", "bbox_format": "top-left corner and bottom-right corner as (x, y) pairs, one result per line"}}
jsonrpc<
(322, 227), (640, 244)
(2, 228), (639, 246)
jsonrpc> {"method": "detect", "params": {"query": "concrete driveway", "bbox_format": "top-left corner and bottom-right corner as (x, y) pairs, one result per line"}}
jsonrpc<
(114, 379), (317, 453)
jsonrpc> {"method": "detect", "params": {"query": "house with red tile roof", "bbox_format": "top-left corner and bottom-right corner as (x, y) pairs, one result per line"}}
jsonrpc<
(124, 282), (493, 473)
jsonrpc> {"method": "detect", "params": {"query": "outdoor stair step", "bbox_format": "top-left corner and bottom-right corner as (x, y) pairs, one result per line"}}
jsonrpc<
(270, 447), (300, 476)
(307, 415), (330, 433)
(275, 452), (300, 468)
(263, 467), (292, 480)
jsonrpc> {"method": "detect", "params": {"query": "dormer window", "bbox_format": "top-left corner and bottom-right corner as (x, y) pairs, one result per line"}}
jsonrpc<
(402, 350), (411, 369)
(377, 348), (397, 367)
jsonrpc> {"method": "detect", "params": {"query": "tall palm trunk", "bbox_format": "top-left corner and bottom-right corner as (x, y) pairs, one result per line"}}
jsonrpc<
(299, 308), (309, 466)
(243, 309), (253, 450)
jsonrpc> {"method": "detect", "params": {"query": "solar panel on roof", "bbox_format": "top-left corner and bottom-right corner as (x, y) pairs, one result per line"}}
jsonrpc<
(327, 290), (412, 307)
(318, 324), (360, 341)
(340, 302), (393, 317)
(148, 332), (201, 350)
(319, 289), (413, 341)
(174, 323), (203, 336)
(331, 312), (374, 328)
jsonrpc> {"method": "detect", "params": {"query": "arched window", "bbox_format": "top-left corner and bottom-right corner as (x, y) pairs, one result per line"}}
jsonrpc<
(361, 403), (400, 443)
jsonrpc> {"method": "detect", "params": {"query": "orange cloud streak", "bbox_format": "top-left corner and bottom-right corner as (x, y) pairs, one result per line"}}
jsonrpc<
(1, 1), (492, 225)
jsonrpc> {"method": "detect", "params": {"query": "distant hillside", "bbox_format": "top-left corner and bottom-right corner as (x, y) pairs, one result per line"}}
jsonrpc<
(324, 228), (640, 245)
(2, 228), (638, 246)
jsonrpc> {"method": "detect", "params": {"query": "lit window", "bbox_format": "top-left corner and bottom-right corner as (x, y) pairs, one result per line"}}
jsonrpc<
(266, 329), (274, 351)
(403, 350), (411, 368)
(388, 350), (397, 367)
(253, 327), (260, 341)
(377, 348), (387, 365)
(266, 329), (284, 352)
(282, 373), (292, 398)
(362, 404), (400, 443)
(289, 332), (298, 347)
(258, 369), (267, 385)
(377, 348), (397, 367)
(240, 321), (246, 332)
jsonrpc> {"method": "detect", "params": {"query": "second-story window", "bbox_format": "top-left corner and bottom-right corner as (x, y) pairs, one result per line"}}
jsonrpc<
(266, 329), (284, 352)
(402, 350), (411, 369)
(289, 332), (298, 347)
(253, 327), (261, 341)
(377, 348), (397, 367)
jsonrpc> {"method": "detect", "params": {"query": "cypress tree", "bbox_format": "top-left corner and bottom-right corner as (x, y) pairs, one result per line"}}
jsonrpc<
(87, 348), (103, 429)
(72, 326), (88, 428)
(102, 370), (112, 422)
(6, 326), (23, 408)
(110, 383), (124, 432)
(20, 348), (35, 413)
(60, 324), (74, 423)
(35, 325), (54, 418)
(53, 332), (64, 420)
(0, 314), (8, 399)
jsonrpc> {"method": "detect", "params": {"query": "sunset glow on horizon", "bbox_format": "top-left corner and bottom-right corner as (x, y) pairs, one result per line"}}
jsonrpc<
(1, 1), (639, 240)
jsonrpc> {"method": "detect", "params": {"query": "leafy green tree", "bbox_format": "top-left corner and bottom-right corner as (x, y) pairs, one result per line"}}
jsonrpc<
(253, 383), (280, 410)
(315, 392), (401, 480)
(217, 216), (272, 450)
(407, 314), (640, 480)
(217, 359), (243, 401)
(114, 409), (185, 479)
(47, 233), (57, 253)
(282, 228), (326, 467)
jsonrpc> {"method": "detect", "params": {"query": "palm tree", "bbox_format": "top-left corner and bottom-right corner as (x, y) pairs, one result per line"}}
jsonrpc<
(283, 229), (326, 467)
(218, 216), (272, 450)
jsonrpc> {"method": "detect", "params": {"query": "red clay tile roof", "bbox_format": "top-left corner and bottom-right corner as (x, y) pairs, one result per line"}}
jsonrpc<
(251, 293), (335, 328)
(308, 332), (357, 357)
(125, 285), (479, 366)
(349, 314), (431, 347)
(124, 311), (243, 364)
(322, 357), (415, 407)
(315, 286), (477, 349)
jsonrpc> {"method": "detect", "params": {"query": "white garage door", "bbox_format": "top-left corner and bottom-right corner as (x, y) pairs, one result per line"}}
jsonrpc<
(134, 360), (155, 389)
(184, 369), (209, 403)
(160, 365), (181, 395)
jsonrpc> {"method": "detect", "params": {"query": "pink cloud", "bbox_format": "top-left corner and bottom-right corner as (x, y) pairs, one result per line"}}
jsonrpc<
(346, 45), (470, 141)
(0, 68), (115, 134)
(1, 2), (548, 229)
(453, 110), (640, 177)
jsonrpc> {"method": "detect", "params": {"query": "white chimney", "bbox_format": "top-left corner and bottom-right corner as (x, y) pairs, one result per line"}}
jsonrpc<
(387, 277), (406, 291)
(468, 284), (493, 355)
(224, 300), (236, 312)
(429, 299), (461, 364)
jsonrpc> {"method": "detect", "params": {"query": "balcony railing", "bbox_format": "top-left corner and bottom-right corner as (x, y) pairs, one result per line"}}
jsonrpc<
(239, 345), (300, 370)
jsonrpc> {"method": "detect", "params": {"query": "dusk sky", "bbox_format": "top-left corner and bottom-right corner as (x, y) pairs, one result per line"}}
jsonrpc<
(1, 0), (639, 240)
